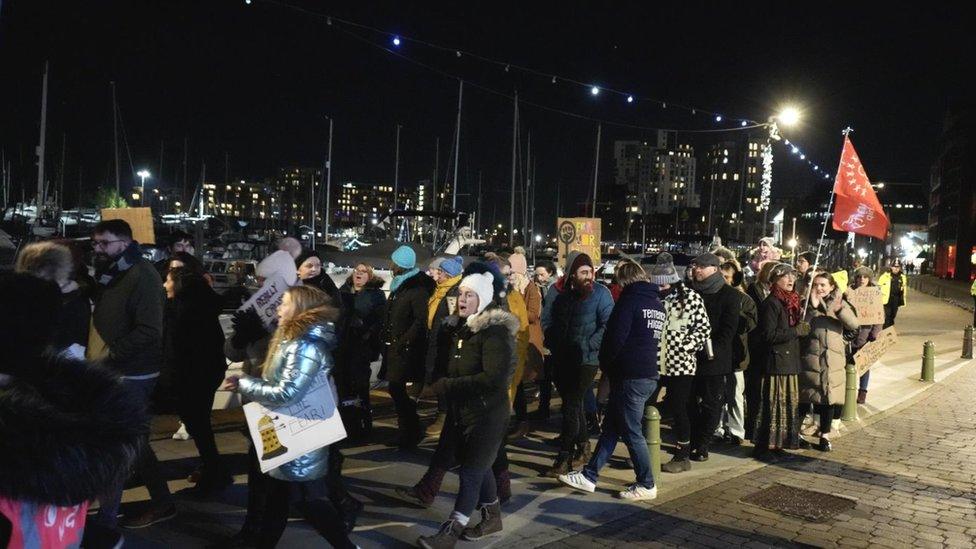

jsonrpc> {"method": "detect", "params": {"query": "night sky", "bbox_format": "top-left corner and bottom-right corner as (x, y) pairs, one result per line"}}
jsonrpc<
(1, 1), (971, 229)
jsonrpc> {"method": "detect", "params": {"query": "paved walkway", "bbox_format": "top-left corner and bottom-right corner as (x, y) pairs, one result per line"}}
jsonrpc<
(543, 344), (976, 549)
(121, 291), (974, 548)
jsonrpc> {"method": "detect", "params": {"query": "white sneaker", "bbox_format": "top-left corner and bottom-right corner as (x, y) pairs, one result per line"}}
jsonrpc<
(171, 422), (191, 441)
(557, 471), (596, 493)
(618, 484), (657, 501)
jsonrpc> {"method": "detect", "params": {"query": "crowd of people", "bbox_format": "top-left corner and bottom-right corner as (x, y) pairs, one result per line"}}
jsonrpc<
(0, 223), (914, 548)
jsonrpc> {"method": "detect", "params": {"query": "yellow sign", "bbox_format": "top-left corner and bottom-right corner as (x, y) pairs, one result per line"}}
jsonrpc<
(557, 217), (601, 266)
(100, 207), (155, 244)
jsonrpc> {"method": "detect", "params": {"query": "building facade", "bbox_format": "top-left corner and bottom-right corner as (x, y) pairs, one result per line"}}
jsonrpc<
(700, 135), (764, 244)
(929, 106), (976, 280)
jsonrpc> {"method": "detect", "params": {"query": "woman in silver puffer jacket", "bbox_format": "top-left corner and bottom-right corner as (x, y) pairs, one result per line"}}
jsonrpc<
(225, 285), (356, 548)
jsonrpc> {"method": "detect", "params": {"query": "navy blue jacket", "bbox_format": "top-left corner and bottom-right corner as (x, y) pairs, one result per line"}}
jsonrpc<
(598, 281), (666, 380)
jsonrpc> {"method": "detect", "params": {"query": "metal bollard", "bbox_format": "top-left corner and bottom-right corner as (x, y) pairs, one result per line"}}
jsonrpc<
(920, 340), (936, 382)
(842, 363), (858, 421)
(643, 405), (661, 489)
(963, 326), (974, 360)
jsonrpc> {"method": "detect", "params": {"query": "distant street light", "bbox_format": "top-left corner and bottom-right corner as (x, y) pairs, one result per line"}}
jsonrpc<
(776, 106), (801, 126)
(137, 169), (151, 207)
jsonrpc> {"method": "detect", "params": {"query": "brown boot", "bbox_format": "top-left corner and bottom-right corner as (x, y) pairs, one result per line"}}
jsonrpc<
(543, 453), (572, 478)
(571, 441), (592, 469)
(857, 389), (867, 404)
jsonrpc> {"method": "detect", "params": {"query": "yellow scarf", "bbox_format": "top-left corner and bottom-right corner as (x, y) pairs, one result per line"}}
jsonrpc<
(428, 275), (462, 328)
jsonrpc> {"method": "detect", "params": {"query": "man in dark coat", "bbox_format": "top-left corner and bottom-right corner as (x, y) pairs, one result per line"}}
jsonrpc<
(382, 245), (436, 448)
(688, 252), (742, 461)
(87, 219), (175, 530)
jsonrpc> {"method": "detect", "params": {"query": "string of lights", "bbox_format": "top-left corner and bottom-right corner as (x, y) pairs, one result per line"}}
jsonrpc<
(252, 0), (836, 187)
(254, 0), (765, 131)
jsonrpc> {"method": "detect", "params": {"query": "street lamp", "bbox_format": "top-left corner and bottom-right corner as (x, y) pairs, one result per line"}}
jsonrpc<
(776, 106), (801, 127)
(137, 170), (151, 207)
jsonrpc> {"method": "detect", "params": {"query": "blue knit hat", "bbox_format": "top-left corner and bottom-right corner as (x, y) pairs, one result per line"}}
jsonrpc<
(391, 245), (416, 269)
(439, 256), (463, 277)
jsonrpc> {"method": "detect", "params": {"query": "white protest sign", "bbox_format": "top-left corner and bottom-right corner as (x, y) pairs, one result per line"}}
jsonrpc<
(243, 372), (347, 473)
(238, 274), (288, 329)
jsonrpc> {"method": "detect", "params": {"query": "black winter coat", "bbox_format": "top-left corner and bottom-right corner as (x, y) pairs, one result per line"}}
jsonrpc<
(381, 271), (435, 383)
(439, 306), (518, 428)
(696, 283), (742, 376)
(758, 295), (802, 375)
(55, 287), (92, 352)
(425, 279), (462, 382)
(164, 280), (228, 391)
(337, 278), (387, 395)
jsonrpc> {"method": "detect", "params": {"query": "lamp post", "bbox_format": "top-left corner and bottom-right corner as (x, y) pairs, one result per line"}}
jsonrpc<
(137, 170), (151, 207)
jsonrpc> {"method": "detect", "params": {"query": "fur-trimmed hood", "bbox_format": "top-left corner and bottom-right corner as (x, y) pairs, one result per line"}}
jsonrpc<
(464, 305), (520, 336)
(0, 354), (144, 506)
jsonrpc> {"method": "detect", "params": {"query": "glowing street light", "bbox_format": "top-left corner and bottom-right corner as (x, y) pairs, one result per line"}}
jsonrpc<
(137, 170), (151, 206)
(776, 106), (801, 126)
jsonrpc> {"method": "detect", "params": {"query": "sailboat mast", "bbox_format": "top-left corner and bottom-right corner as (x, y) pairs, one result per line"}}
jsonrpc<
(509, 90), (518, 246)
(111, 81), (120, 194)
(36, 62), (49, 216)
(451, 80), (463, 212)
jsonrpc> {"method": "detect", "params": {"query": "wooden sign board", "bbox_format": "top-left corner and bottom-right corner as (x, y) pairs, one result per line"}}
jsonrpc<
(854, 327), (898, 377)
(557, 217), (601, 266)
(848, 286), (885, 325)
(100, 207), (156, 245)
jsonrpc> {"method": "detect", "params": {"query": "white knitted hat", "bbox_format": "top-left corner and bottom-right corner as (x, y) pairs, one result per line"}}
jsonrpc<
(459, 272), (494, 314)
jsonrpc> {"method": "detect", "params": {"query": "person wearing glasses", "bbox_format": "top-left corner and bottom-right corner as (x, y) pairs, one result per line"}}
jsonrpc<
(86, 219), (176, 531)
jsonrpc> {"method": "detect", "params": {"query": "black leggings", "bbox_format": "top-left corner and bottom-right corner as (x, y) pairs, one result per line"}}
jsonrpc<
(178, 382), (224, 477)
(259, 478), (355, 548)
(513, 381), (528, 421)
(388, 380), (420, 431)
(555, 363), (599, 454)
(665, 375), (695, 444)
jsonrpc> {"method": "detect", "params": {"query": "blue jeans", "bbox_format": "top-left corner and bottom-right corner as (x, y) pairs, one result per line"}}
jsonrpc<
(859, 370), (870, 391)
(95, 377), (172, 528)
(583, 377), (657, 489)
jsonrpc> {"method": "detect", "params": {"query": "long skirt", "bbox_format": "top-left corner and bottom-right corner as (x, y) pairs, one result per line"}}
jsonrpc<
(754, 374), (800, 450)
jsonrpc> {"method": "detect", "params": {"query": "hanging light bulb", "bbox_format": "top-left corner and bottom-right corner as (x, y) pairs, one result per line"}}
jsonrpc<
(740, 120), (748, 127)
(392, 36), (401, 46)
(627, 95), (634, 103)
(455, 50), (461, 58)
(691, 109), (696, 115)
(800, 154), (806, 160)
(791, 146), (799, 154)
(551, 76), (556, 84)
(504, 64), (510, 72)
(715, 115), (723, 122)
(590, 86), (600, 96)
(784, 139), (790, 145)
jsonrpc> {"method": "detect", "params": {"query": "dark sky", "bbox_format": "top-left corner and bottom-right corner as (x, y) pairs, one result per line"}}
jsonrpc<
(1, 1), (971, 227)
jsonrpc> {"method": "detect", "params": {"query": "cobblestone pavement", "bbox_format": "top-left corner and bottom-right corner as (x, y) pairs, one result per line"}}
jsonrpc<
(537, 360), (976, 549)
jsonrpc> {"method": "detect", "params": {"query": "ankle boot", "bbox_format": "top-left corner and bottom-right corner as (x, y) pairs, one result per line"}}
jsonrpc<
(461, 501), (503, 541)
(857, 389), (867, 404)
(544, 452), (572, 478)
(662, 445), (691, 473)
(571, 441), (592, 469)
(417, 519), (464, 549)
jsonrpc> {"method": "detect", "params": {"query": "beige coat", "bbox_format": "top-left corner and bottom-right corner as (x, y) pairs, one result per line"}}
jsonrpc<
(799, 289), (859, 405)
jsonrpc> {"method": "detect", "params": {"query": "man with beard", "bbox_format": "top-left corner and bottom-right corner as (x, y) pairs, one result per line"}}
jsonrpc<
(86, 219), (176, 530)
(542, 251), (614, 477)
(687, 252), (742, 462)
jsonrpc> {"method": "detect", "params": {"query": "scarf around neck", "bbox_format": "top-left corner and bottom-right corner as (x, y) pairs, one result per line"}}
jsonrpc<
(691, 271), (725, 295)
(771, 284), (802, 327)
(390, 268), (420, 294)
(96, 241), (142, 286)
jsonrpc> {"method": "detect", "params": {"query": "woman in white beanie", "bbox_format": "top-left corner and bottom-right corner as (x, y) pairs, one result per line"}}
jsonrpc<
(416, 272), (518, 548)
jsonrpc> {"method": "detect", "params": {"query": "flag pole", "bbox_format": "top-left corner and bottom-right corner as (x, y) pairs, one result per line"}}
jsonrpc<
(804, 127), (852, 315)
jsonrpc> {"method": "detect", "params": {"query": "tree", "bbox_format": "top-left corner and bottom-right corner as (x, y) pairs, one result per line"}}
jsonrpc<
(94, 187), (128, 209)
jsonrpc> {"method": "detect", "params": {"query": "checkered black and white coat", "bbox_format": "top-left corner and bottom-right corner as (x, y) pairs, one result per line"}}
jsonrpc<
(659, 286), (711, 376)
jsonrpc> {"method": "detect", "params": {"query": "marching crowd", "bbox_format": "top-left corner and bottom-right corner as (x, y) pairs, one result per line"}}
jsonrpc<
(0, 221), (913, 549)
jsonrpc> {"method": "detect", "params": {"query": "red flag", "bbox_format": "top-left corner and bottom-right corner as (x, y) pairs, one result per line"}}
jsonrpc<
(831, 136), (889, 240)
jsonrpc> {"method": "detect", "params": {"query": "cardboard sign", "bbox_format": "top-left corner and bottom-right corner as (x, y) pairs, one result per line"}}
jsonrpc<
(238, 274), (288, 329)
(854, 327), (898, 377)
(848, 286), (885, 325)
(243, 372), (347, 474)
(100, 207), (155, 244)
(557, 217), (601, 266)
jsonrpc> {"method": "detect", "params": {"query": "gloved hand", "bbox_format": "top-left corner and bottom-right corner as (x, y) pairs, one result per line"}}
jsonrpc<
(231, 308), (267, 348)
(794, 321), (812, 337)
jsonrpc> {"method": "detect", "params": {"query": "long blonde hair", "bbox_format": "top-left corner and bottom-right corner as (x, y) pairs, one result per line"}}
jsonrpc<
(260, 285), (338, 377)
